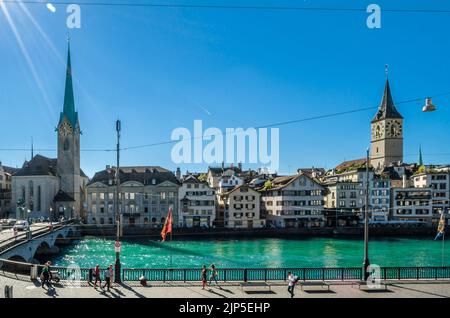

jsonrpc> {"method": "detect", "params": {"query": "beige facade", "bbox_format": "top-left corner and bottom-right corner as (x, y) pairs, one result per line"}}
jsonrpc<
(220, 185), (264, 229)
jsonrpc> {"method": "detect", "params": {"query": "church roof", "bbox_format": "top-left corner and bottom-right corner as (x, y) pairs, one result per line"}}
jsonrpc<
(371, 79), (403, 123)
(12, 154), (88, 178)
(58, 42), (79, 129)
(13, 155), (58, 177)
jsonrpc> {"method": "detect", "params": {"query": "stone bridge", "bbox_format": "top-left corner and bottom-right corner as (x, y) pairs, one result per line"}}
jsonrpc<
(0, 223), (77, 263)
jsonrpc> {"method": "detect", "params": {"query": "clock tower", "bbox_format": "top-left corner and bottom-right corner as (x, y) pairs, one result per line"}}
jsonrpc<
(370, 79), (403, 170)
(56, 42), (81, 217)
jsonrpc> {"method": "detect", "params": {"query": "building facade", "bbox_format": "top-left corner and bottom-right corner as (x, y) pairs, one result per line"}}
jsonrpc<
(261, 173), (325, 228)
(220, 185), (264, 229)
(86, 166), (179, 227)
(412, 168), (450, 225)
(179, 174), (216, 228)
(0, 163), (18, 218)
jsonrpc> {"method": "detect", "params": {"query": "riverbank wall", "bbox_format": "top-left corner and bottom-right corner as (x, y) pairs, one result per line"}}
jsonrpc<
(79, 225), (441, 240)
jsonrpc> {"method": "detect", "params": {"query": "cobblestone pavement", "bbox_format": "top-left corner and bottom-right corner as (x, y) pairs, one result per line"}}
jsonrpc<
(1, 274), (450, 298)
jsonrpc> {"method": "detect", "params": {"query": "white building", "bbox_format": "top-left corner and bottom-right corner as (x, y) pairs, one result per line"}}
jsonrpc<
(261, 173), (325, 228)
(179, 175), (216, 228)
(392, 187), (433, 223)
(412, 168), (450, 225)
(220, 185), (264, 229)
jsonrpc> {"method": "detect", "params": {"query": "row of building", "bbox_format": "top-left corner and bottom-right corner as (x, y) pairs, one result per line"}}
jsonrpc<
(1, 43), (448, 229)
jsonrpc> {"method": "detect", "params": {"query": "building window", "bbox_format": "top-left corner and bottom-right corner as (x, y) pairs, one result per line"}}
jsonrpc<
(37, 186), (41, 212)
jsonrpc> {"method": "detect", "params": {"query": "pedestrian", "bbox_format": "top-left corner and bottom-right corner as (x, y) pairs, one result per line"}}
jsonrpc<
(201, 265), (207, 290)
(208, 264), (221, 289)
(93, 264), (102, 289)
(287, 272), (299, 298)
(40, 261), (52, 288)
(102, 265), (113, 291)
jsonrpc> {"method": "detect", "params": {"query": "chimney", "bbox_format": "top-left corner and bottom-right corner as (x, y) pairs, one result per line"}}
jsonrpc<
(176, 167), (181, 180)
(238, 162), (242, 171)
(402, 174), (407, 188)
(106, 165), (111, 170)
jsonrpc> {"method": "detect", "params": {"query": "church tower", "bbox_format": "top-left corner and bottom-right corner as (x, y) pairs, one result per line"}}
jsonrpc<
(370, 79), (403, 170)
(56, 42), (81, 217)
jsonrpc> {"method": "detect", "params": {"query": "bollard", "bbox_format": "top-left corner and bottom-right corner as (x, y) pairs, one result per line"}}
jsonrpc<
(30, 264), (38, 280)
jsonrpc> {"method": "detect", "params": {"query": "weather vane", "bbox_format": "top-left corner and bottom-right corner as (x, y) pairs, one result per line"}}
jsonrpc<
(385, 64), (389, 79)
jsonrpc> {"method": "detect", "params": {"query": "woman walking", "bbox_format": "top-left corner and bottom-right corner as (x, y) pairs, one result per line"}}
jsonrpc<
(93, 264), (102, 289)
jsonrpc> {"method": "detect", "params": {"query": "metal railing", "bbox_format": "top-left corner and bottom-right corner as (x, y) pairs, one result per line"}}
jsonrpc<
(122, 266), (450, 282)
(0, 220), (74, 255)
(1, 259), (449, 283)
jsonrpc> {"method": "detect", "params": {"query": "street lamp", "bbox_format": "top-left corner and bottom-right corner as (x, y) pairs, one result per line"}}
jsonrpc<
(114, 119), (122, 284)
(422, 97), (437, 112)
(363, 149), (370, 281)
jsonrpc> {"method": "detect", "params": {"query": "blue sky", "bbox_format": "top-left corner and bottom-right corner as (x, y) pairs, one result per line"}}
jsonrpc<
(1, 0), (450, 178)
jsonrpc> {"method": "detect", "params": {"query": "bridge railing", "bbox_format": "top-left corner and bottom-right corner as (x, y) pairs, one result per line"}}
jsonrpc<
(0, 220), (75, 255)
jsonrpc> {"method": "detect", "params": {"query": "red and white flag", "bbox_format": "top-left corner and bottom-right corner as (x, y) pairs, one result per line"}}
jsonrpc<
(161, 207), (173, 242)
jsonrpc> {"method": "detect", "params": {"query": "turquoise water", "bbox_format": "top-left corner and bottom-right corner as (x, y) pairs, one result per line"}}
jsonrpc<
(49, 237), (450, 269)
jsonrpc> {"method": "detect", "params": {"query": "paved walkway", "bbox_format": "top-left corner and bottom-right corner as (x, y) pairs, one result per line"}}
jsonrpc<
(1, 274), (450, 298)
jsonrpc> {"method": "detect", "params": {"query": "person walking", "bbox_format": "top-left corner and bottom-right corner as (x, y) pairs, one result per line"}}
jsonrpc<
(102, 265), (113, 291)
(287, 272), (299, 298)
(41, 261), (52, 288)
(208, 264), (221, 289)
(93, 264), (102, 289)
(201, 265), (208, 290)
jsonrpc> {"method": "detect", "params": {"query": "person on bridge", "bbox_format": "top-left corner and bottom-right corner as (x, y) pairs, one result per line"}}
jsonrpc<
(287, 272), (299, 298)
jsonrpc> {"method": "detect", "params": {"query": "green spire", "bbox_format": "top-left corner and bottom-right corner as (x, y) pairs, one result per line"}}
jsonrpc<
(58, 40), (79, 130)
(419, 145), (423, 166)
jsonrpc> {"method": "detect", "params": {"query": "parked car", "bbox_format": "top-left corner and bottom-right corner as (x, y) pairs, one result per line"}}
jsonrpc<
(13, 220), (30, 231)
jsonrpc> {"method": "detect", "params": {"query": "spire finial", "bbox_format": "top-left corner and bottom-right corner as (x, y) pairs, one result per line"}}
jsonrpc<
(31, 136), (34, 159)
(385, 64), (389, 79)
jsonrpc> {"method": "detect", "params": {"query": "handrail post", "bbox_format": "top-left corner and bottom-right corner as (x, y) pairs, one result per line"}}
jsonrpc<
(265, 269), (267, 282)
(398, 268), (401, 280)
(184, 269), (186, 282)
(244, 269), (247, 283)
(417, 267), (419, 280)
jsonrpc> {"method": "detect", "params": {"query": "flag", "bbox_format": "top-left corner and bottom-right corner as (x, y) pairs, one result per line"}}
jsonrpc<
(161, 207), (173, 242)
(434, 211), (446, 240)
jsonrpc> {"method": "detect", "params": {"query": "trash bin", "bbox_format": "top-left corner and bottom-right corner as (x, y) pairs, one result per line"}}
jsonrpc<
(139, 276), (147, 286)
(30, 264), (38, 280)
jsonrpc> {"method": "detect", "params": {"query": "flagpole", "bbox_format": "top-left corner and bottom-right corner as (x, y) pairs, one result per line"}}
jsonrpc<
(442, 231), (445, 267)
(170, 231), (173, 269)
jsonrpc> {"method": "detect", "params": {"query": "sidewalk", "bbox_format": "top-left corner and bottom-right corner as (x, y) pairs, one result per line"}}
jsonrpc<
(1, 274), (450, 298)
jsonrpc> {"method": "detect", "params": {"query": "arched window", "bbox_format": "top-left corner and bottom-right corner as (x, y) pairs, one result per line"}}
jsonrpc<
(28, 181), (34, 211)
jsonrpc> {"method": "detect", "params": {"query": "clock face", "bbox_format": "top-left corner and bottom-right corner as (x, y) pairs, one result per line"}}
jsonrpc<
(59, 122), (73, 136)
(386, 120), (402, 138)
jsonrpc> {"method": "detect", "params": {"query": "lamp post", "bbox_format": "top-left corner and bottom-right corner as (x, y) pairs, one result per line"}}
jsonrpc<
(114, 119), (122, 284)
(363, 148), (370, 281)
